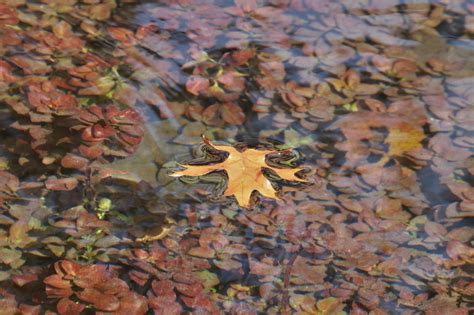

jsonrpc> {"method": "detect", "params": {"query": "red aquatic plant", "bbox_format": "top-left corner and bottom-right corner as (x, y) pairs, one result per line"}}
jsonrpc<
(77, 104), (144, 157)
(44, 260), (148, 314)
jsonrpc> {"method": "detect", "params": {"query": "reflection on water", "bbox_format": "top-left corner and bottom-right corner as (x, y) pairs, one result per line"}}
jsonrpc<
(0, 0), (473, 314)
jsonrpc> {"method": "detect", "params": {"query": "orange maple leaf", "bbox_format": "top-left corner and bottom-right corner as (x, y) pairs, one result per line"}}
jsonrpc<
(170, 138), (307, 207)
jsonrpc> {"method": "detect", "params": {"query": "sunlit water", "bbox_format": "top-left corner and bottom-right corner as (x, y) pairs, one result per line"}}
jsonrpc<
(0, 0), (473, 314)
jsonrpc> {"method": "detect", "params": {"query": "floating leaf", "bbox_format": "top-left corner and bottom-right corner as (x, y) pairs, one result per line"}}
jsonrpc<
(170, 138), (306, 207)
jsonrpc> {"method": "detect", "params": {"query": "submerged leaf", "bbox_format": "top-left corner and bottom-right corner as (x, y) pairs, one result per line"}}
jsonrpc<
(386, 127), (424, 157)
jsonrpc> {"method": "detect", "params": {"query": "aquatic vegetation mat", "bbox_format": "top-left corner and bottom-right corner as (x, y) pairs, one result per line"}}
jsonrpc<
(0, 0), (473, 314)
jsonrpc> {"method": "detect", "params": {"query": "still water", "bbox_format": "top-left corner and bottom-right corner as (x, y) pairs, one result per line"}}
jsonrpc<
(0, 0), (473, 314)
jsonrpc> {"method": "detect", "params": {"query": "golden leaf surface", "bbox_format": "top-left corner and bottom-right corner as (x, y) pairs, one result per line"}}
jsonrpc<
(385, 127), (424, 157)
(170, 139), (306, 208)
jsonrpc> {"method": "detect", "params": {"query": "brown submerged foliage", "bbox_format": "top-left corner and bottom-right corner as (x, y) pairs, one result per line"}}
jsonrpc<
(0, 0), (473, 314)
